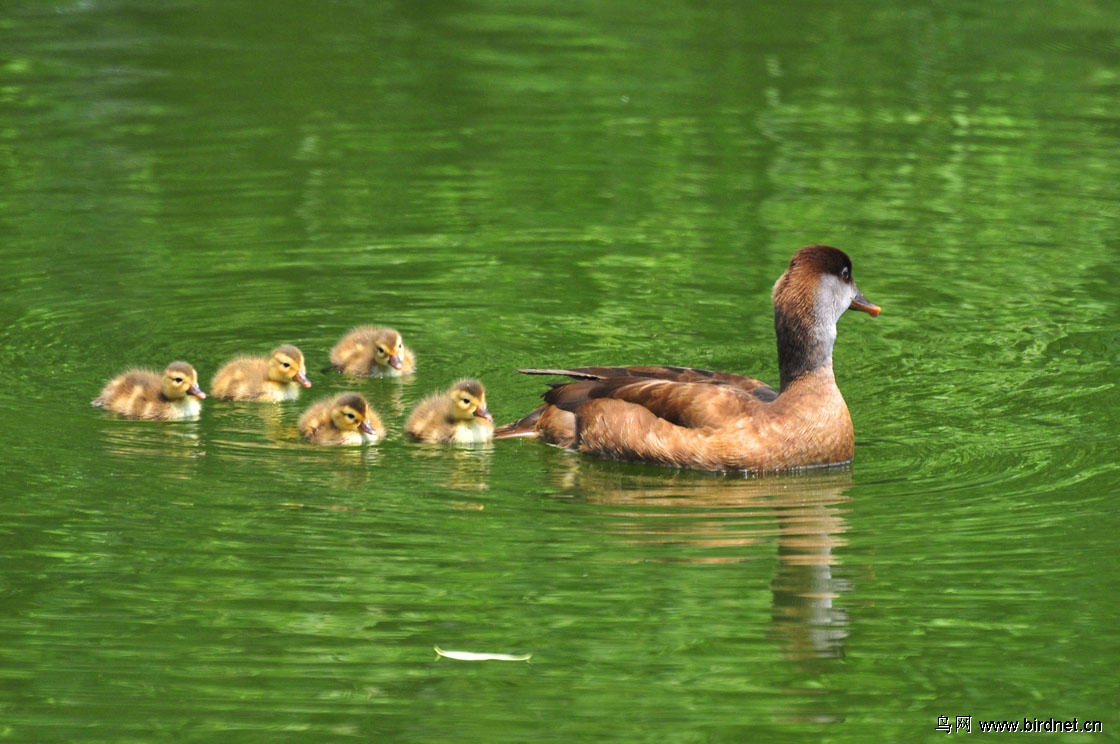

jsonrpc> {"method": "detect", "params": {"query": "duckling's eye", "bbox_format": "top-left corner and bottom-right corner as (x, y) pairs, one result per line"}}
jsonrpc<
(840, 267), (851, 281)
(345, 412), (355, 420)
(174, 377), (184, 384)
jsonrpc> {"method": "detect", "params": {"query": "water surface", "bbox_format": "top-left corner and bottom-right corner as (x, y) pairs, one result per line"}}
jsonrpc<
(2, 0), (1119, 741)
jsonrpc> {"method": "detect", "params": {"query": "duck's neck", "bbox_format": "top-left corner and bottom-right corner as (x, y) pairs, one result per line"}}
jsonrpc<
(774, 306), (838, 392)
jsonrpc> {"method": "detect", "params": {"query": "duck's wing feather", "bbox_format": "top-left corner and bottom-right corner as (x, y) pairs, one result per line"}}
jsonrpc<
(518, 366), (778, 401)
(493, 366), (778, 439)
(548, 376), (769, 430)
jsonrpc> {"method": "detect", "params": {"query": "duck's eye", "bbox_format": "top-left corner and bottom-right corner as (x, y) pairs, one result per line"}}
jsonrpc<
(281, 361), (291, 368)
(345, 412), (355, 420)
(840, 267), (850, 280)
(174, 377), (184, 384)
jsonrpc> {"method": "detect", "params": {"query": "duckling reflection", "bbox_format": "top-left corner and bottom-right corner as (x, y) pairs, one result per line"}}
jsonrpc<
(405, 442), (493, 491)
(288, 445), (380, 490)
(367, 381), (410, 419)
(204, 401), (296, 454)
(544, 461), (852, 662)
(98, 422), (205, 480)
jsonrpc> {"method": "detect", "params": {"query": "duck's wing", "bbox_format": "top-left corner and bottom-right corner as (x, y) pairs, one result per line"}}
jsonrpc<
(518, 366), (778, 401)
(494, 367), (776, 439)
(546, 375), (769, 430)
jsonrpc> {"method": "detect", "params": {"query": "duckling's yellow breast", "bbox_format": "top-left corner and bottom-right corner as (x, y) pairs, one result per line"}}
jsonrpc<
(452, 420), (494, 444)
(172, 397), (203, 420)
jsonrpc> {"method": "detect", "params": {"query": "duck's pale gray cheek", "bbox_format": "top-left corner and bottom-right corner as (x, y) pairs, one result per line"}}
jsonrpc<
(814, 274), (850, 325)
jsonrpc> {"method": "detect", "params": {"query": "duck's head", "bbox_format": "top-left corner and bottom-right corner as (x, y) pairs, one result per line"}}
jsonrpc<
(269, 345), (312, 387)
(331, 393), (378, 436)
(449, 379), (493, 422)
(162, 362), (207, 401)
(371, 329), (407, 371)
(772, 245), (880, 388)
(774, 245), (880, 322)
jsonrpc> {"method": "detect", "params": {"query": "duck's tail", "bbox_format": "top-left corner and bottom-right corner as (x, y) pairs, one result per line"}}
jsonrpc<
(492, 405), (544, 439)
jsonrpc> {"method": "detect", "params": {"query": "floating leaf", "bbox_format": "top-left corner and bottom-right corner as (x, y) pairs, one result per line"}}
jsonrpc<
(434, 646), (531, 662)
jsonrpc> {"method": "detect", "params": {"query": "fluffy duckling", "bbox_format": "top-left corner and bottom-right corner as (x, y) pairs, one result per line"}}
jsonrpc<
(92, 361), (207, 421)
(298, 392), (385, 445)
(211, 344), (312, 402)
(406, 379), (494, 444)
(330, 326), (416, 377)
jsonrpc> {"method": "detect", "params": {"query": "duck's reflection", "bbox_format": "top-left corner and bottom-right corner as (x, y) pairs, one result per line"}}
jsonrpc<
(768, 485), (850, 663)
(544, 459), (852, 664)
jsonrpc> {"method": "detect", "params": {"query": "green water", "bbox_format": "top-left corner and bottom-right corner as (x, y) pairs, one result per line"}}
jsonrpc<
(3, 0), (1119, 741)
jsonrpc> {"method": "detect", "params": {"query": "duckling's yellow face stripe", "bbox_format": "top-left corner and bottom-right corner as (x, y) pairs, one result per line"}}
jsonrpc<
(452, 391), (489, 420)
(375, 335), (401, 357)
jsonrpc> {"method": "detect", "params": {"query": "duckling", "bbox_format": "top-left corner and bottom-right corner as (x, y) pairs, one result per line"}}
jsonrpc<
(495, 245), (881, 472)
(329, 326), (416, 377)
(406, 379), (494, 444)
(92, 361), (207, 421)
(211, 344), (312, 402)
(298, 392), (385, 445)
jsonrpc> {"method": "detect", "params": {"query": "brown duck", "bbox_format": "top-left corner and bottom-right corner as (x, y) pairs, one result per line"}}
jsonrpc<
(494, 245), (880, 472)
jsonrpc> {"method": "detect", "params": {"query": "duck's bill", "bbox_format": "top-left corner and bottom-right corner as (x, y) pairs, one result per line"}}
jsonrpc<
(474, 407), (494, 422)
(850, 292), (881, 317)
(388, 354), (403, 370)
(360, 420), (377, 436)
(296, 371), (312, 388)
(188, 384), (208, 399)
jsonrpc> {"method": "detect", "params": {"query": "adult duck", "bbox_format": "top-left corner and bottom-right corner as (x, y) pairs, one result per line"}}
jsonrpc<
(494, 245), (880, 472)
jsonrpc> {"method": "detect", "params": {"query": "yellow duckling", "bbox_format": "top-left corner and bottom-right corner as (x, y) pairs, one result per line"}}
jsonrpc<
(406, 379), (494, 444)
(92, 361), (207, 421)
(330, 326), (416, 377)
(211, 344), (312, 402)
(298, 392), (385, 445)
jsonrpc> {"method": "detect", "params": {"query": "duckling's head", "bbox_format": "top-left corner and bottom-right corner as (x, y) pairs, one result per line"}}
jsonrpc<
(161, 362), (207, 401)
(269, 345), (312, 387)
(331, 393), (377, 436)
(448, 379), (493, 422)
(370, 329), (406, 371)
